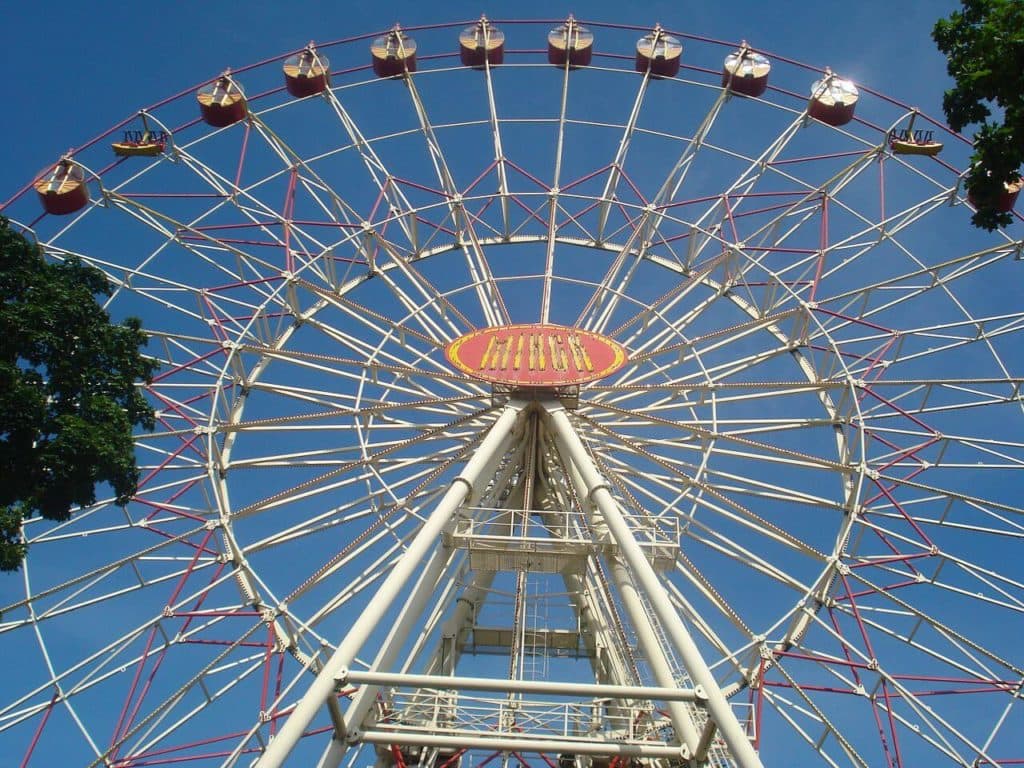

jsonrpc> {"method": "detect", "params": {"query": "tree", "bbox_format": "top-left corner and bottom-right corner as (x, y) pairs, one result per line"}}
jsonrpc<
(0, 216), (158, 571)
(933, 0), (1024, 231)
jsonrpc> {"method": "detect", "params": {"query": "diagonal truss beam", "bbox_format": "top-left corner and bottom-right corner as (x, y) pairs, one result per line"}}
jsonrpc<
(543, 402), (765, 768)
(254, 402), (525, 768)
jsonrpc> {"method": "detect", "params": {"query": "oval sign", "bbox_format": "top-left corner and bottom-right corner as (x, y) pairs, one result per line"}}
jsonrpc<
(445, 324), (628, 387)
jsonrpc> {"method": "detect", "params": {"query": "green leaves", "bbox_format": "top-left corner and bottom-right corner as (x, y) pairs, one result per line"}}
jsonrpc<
(933, 0), (1024, 230)
(0, 216), (158, 570)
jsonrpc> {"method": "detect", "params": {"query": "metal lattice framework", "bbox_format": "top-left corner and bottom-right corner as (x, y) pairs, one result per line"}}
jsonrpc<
(2, 16), (1023, 768)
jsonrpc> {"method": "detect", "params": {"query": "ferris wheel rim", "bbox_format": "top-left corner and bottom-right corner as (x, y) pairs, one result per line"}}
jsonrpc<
(2, 15), (1023, 768)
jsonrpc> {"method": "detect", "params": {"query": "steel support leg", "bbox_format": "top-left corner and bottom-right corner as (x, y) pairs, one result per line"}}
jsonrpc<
(554, 423), (702, 757)
(315, 534), (453, 768)
(545, 403), (764, 768)
(258, 403), (524, 768)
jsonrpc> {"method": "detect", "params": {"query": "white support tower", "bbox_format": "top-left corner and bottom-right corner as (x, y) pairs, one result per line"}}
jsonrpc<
(3, 18), (1022, 768)
(257, 399), (761, 768)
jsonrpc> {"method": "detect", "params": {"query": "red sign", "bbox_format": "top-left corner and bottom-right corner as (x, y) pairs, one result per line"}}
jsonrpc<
(445, 324), (628, 387)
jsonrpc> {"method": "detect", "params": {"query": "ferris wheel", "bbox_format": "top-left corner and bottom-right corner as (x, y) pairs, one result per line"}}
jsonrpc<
(3, 15), (1024, 768)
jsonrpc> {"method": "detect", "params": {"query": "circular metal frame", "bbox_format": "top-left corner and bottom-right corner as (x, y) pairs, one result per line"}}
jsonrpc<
(1, 17), (1023, 768)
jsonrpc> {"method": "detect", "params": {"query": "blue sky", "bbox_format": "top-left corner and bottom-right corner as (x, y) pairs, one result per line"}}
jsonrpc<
(2, 0), (957, 199)
(8, 3), (1024, 768)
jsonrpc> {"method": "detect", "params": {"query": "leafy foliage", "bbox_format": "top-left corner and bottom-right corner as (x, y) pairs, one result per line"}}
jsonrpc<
(0, 217), (157, 571)
(933, 0), (1024, 230)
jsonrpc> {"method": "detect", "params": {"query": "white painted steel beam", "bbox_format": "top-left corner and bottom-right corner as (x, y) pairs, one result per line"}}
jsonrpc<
(339, 670), (703, 701)
(359, 730), (688, 759)
(554, 431), (703, 758)
(605, 554), (702, 755)
(257, 402), (525, 768)
(544, 403), (765, 768)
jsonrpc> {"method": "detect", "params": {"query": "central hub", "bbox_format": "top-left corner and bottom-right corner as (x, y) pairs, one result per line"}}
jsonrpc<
(445, 323), (628, 387)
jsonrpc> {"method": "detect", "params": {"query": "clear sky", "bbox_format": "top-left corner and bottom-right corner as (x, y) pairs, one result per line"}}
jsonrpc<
(9, 3), (1024, 768)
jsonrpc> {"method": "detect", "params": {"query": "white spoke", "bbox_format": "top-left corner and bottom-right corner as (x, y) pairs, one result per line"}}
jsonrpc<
(3, 19), (1021, 768)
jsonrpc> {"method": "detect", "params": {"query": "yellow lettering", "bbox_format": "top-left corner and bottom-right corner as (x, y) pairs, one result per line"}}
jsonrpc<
(568, 334), (593, 372)
(530, 333), (545, 371)
(479, 336), (496, 370)
(549, 335), (568, 371)
(499, 335), (512, 369)
(487, 337), (509, 370)
(456, 327), (617, 382)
